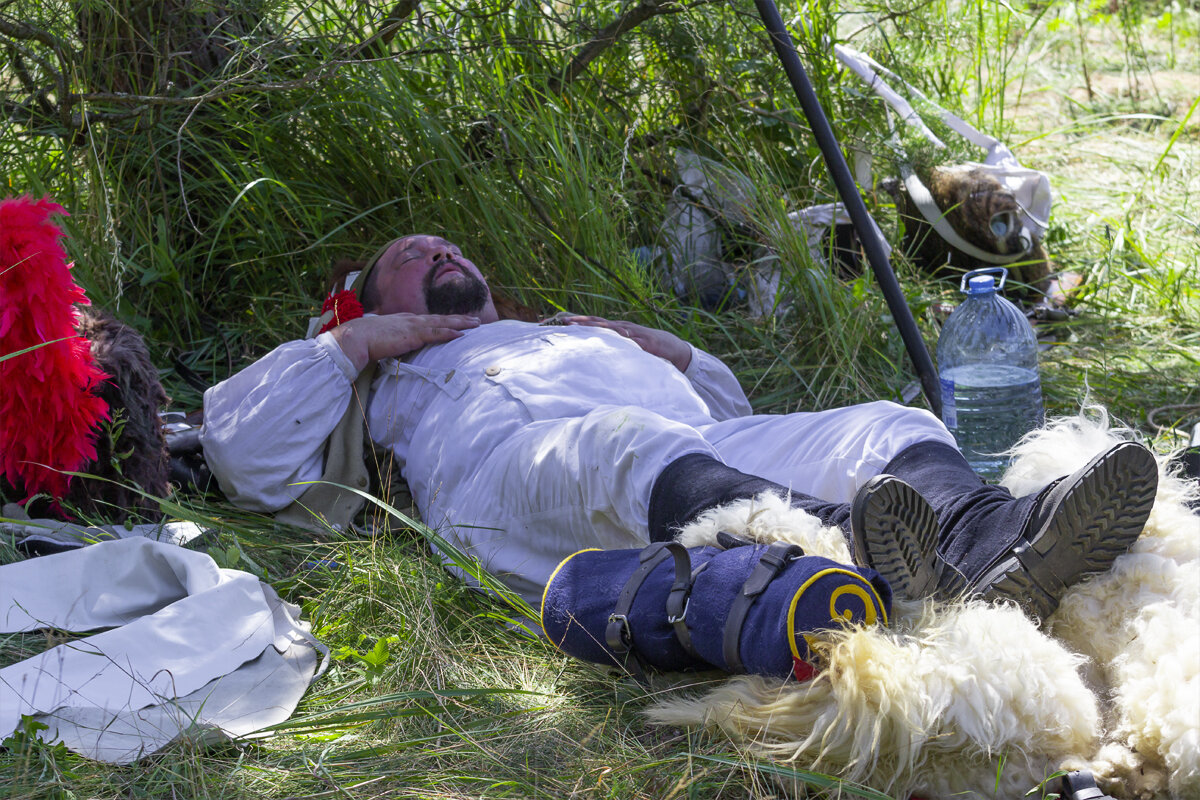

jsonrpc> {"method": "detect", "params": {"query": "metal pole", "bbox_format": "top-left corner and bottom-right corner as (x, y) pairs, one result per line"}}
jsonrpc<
(751, 0), (942, 417)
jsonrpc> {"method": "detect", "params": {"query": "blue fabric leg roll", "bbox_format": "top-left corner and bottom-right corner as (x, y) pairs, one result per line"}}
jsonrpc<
(541, 543), (892, 679)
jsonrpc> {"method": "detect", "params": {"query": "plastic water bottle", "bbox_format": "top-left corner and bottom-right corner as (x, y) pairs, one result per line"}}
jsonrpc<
(936, 268), (1044, 479)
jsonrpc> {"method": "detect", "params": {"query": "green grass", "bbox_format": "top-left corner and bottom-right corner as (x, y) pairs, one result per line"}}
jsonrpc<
(2, 0), (1198, 797)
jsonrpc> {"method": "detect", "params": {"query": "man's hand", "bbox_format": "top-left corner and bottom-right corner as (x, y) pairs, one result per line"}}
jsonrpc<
(330, 313), (480, 371)
(561, 315), (692, 372)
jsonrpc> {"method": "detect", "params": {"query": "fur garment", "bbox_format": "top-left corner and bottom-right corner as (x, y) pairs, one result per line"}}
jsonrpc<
(59, 309), (170, 523)
(649, 411), (1199, 799)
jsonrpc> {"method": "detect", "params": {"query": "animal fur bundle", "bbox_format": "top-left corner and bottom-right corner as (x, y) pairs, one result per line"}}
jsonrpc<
(0, 196), (169, 523)
(650, 411), (1199, 799)
(60, 308), (170, 522)
(886, 165), (1055, 296)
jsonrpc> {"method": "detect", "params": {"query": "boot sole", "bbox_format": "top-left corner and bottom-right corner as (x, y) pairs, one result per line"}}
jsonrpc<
(975, 442), (1158, 620)
(851, 475), (942, 600)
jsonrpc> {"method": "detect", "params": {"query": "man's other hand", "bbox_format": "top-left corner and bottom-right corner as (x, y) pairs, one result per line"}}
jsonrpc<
(330, 313), (480, 371)
(561, 315), (692, 372)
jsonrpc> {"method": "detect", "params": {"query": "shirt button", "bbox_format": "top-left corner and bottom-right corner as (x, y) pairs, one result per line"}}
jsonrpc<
(443, 369), (456, 383)
(485, 365), (501, 376)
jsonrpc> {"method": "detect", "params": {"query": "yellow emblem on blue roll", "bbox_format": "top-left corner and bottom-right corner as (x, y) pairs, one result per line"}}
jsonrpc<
(787, 567), (888, 661)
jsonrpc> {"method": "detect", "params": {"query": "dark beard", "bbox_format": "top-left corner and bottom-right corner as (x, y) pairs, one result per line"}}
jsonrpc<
(423, 264), (489, 315)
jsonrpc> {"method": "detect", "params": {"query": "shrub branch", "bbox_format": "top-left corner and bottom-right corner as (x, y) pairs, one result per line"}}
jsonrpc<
(549, 0), (679, 94)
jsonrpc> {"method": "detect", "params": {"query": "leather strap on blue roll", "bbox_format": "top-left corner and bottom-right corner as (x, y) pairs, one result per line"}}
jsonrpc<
(542, 540), (892, 679)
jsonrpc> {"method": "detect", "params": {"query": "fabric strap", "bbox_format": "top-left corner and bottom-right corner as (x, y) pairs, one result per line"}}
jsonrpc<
(604, 541), (698, 677)
(604, 545), (666, 678)
(281, 238), (407, 531)
(834, 43), (1052, 258)
(665, 548), (700, 660)
(275, 364), (378, 532)
(722, 541), (803, 673)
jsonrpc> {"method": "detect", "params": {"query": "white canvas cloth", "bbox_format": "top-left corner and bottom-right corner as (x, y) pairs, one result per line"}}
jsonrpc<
(1, 502), (206, 551)
(0, 537), (325, 763)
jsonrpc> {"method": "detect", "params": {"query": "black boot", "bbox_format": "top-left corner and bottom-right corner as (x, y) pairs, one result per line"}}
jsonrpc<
(850, 475), (944, 600)
(647, 454), (947, 601)
(872, 440), (1159, 619)
(647, 453), (852, 542)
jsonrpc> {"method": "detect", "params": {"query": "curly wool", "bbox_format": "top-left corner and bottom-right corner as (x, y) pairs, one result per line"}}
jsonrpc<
(648, 411), (1200, 799)
(0, 196), (109, 502)
(1037, 410), (1200, 799)
(653, 491), (1099, 798)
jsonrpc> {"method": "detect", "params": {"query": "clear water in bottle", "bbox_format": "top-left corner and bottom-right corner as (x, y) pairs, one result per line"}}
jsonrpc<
(939, 363), (1043, 479)
(937, 268), (1045, 480)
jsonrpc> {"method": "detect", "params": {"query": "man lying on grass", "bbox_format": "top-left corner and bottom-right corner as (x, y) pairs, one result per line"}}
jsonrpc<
(200, 234), (1157, 659)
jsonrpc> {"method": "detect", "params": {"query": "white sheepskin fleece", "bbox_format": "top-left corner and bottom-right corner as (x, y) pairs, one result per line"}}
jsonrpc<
(647, 410), (1200, 799)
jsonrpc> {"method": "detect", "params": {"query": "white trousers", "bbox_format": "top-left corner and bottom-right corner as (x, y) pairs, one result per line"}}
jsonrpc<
(433, 400), (956, 604)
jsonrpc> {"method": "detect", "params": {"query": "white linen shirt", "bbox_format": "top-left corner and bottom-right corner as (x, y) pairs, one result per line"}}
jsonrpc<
(202, 320), (750, 509)
(202, 319), (952, 601)
(201, 320), (751, 597)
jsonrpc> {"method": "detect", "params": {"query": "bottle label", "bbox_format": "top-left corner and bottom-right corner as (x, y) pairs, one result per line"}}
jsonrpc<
(940, 377), (957, 428)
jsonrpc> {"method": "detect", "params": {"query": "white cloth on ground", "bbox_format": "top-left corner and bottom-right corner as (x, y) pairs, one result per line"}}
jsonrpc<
(1, 502), (206, 551)
(0, 537), (325, 762)
(201, 320), (956, 602)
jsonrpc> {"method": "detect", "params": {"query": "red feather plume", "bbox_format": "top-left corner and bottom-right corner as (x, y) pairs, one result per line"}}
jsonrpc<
(0, 196), (110, 503)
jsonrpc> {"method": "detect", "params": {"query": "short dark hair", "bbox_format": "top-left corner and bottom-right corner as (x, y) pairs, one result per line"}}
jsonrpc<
(327, 258), (365, 297)
(359, 263), (383, 311)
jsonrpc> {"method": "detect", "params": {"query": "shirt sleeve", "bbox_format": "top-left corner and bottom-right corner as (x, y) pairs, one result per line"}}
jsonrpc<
(199, 333), (358, 512)
(682, 343), (752, 421)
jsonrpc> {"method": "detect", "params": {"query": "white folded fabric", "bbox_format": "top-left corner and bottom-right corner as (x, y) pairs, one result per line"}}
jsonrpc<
(0, 537), (325, 762)
(1, 502), (206, 550)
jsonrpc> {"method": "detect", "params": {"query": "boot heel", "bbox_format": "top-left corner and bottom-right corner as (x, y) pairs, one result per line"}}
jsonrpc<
(850, 475), (942, 600)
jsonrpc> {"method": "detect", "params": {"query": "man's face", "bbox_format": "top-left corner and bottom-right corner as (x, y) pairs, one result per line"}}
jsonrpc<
(370, 235), (498, 322)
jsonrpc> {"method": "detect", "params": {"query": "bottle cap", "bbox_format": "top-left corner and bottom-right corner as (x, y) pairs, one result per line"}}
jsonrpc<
(960, 267), (1007, 295)
(965, 275), (997, 296)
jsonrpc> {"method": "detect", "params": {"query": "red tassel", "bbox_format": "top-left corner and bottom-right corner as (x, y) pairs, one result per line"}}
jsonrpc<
(791, 655), (818, 682)
(318, 289), (364, 334)
(0, 196), (110, 502)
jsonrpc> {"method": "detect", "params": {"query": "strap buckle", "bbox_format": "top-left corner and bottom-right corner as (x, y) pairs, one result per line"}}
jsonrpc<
(605, 613), (632, 652)
(742, 541), (802, 598)
(1060, 771), (1114, 800)
(666, 595), (690, 625)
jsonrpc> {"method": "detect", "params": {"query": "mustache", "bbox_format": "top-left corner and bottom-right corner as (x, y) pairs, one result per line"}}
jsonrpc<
(422, 259), (464, 287)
